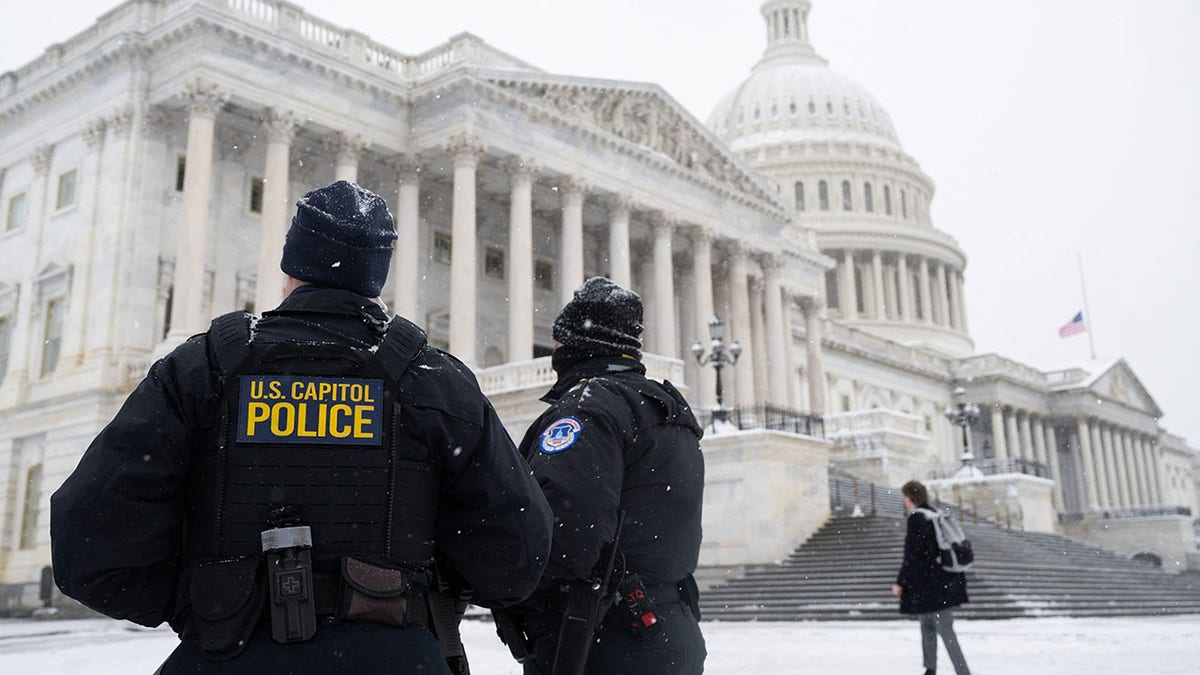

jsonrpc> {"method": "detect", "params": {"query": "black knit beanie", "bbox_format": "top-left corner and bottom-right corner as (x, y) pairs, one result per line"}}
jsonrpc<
(280, 181), (397, 297)
(552, 276), (643, 359)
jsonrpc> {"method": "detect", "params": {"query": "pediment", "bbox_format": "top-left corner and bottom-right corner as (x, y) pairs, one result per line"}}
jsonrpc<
(483, 74), (787, 212)
(1088, 360), (1162, 417)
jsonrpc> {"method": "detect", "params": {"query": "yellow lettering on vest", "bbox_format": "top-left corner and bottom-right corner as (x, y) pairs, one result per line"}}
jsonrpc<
(250, 380), (264, 399)
(271, 402), (295, 436)
(246, 402), (270, 435)
(329, 404), (352, 438)
(291, 381), (304, 399)
(318, 382), (333, 400)
(363, 386), (375, 403)
(296, 403), (317, 437)
(317, 403), (327, 436)
(302, 381), (317, 400)
(353, 405), (374, 438)
(269, 380), (282, 399)
(349, 384), (362, 402)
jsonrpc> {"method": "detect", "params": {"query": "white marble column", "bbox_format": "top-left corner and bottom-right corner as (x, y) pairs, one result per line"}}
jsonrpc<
(1136, 435), (1156, 505)
(839, 250), (857, 320)
(802, 297), (826, 414)
(918, 257), (933, 324)
(1076, 419), (1100, 511)
(1121, 431), (1143, 507)
(1105, 425), (1129, 508)
(947, 266), (963, 330)
(605, 195), (632, 288)
(1149, 439), (1165, 505)
(1003, 407), (1020, 462)
(1018, 412), (1033, 462)
(331, 133), (364, 183)
(168, 82), (225, 342)
(870, 250), (886, 320)
(651, 213), (677, 358)
(448, 135), (484, 365)
(991, 406), (1008, 460)
(690, 226), (716, 407)
(391, 155), (421, 320)
(62, 119), (108, 367)
(897, 255), (912, 322)
(762, 254), (789, 406)
(748, 277), (768, 405)
(1031, 416), (1047, 465)
(1091, 423), (1113, 507)
(558, 177), (586, 306)
(506, 159), (537, 363)
(954, 271), (969, 333)
(1045, 424), (1065, 510)
(882, 260), (899, 320)
(934, 263), (950, 327)
(254, 109), (299, 314)
(728, 243), (756, 407)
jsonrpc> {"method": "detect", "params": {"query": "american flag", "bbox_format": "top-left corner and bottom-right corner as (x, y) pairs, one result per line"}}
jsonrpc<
(1058, 311), (1087, 338)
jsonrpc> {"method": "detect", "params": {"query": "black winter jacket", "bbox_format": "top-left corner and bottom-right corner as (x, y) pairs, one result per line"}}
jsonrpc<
(896, 504), (969, 615)
(50, 286), (553, 630)
(517, 356), (705, 586)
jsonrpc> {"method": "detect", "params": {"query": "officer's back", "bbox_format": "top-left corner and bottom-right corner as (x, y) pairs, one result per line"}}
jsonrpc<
(51, 181), (553, 674)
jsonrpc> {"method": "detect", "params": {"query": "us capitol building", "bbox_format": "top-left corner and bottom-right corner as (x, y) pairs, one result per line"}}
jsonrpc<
(0, 0), (1196, 610)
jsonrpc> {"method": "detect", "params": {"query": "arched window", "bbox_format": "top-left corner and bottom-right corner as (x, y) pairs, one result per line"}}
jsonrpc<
(789, 101), (797, 116)
(884, 185), (892, 215)
(826, 101), (834, 115)
(818, 181), (829, 211)
(864, 183), (874, 212)
(808, 100), (816, 115)
(901, 189), (908, 218)
(794, 181), (805, 211)
(771, 103), (779, 119)
(841, 181), (852, 211)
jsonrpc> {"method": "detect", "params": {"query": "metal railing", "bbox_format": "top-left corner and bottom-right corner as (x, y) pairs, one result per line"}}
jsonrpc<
(925, 457), (1049, 480)
(695, 404), (824, 438)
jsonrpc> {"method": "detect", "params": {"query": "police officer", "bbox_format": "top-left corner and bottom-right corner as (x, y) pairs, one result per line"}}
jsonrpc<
(506, 277), (707, 675)
(50, 181), (553, 674)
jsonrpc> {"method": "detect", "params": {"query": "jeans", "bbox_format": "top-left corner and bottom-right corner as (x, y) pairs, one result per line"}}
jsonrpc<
(918, 609), (970, 675)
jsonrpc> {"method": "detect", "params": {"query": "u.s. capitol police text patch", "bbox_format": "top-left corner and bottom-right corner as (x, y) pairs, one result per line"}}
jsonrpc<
(540, 416), (582, 455)
(236, 375), (383, 446)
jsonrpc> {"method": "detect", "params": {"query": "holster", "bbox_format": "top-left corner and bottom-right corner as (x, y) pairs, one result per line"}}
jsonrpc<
(185, 558), (264, 661)
(492, 609), (530, 662)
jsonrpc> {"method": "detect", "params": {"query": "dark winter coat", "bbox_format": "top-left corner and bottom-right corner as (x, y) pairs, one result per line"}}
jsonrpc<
(896, 504), (969, 615)
(517, 356), (705, 587)
(50, 287), (552, 646)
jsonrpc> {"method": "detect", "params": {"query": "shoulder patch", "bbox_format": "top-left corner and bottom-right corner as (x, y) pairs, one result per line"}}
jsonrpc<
(540, 416), (583, 455)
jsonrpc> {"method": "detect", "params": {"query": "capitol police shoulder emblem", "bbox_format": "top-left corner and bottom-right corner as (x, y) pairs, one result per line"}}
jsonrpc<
(540, 416), (582, 455)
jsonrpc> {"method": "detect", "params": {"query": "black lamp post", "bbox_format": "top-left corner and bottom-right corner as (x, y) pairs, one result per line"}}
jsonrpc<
(943, 386), (981, 465)
(690, 315), (741, 425)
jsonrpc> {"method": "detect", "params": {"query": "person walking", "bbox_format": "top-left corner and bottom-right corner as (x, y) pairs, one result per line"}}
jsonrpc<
(892, 479), (971, 675)
(51, 180), (553, 674)
(497, 276), (707, 674)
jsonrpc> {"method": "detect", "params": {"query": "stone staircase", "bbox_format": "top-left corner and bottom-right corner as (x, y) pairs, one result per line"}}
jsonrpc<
(701, 475), (1200, 621)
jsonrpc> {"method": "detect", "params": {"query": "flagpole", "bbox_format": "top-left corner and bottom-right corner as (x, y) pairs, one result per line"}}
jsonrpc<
(1077, 252), (1097, 360)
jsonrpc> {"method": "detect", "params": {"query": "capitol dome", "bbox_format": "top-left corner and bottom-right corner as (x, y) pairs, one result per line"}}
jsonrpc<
(708, 0), (974, 357)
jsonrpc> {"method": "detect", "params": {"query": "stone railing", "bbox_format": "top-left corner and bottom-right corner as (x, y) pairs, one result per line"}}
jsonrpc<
(2, 0), (541, 101)
(822, 322), (950, 376)
(824, 408), (925, 438)
(1060, 505), (1193, 523)
(475, 353), (685, 396)
(924, 457), (1049, 481)
(951, 353), (1050, 389)
(1045, 367), (1090, 387)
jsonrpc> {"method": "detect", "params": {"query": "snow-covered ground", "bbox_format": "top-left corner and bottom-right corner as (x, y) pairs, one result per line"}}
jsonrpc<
(3, 614), (1199, 674)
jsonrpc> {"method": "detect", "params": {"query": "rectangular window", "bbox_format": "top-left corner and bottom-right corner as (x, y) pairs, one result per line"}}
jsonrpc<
(841, 180), (852, 211)
(484, 245), (505, 280)
(5, 192), (26, 232)
(824, 269), (839, 310)
(249, 177), (264, 214)
(884, 185), (892, 215)
(433, 231), (453, 264)
(794, 181), (805, 211)
(175, 156), (187, 192)
(20, 463), (43, 550)
(864, 183), (874, 213)
(0, 315), (10, 381)
(818, 181), (829, 211)
(41, 297), (64, 376)
(535, 260), (555, 292)
(56, 169), (77, 210)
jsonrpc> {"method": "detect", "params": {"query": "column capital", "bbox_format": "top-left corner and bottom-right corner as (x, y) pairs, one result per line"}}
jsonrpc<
(558, 175), (589, 198)
(184, 79), (228, 118)
(390, 153), (422, 182)
(757, 251), (785, 272)
(262, 108), (301, 144)
(502, 156), (539, 182)
(649, 211), (678, 235)
(31, 144), (53, 175)
(107, 104), (135, 138)
(327, 132), (365, 165)
(688, 223), (715, 245)
(82, 119), (107, 149)
(602, 193), (634, 217)
(797, 294), (825, 313)
(446, 133), (485, 167)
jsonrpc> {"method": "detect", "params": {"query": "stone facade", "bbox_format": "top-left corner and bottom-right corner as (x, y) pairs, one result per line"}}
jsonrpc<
(0, 0), (1196, 611)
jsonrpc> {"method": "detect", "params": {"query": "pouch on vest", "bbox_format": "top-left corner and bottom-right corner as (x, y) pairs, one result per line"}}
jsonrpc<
(187, 558), (264, 661)
(339, 556), (415, 627)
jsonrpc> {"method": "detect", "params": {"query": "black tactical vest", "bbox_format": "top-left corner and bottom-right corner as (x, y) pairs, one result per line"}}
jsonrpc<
(184, 311), (438, 573)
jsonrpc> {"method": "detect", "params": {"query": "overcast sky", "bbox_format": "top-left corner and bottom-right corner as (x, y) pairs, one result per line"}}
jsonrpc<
(3, 1), (1198, 446)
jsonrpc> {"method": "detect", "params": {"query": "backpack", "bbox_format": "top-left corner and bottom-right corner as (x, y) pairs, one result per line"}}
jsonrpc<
(916, 507), (974, 572)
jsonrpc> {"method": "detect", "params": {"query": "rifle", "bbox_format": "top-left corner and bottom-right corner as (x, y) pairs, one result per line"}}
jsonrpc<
(551, 510), (626, 675)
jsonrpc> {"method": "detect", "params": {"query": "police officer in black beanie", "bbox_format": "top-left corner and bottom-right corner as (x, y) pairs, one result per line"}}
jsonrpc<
(51, 181), (553, 674)
(500, 276), (707, 674)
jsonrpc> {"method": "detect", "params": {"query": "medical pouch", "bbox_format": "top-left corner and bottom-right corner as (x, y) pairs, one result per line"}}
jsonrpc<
(339, 556), (413, 627)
